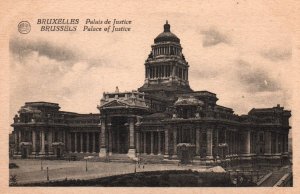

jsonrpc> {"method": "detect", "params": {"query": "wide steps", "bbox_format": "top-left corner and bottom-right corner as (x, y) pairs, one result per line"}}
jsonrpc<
(140, 154), (164, 163)
(108, 154), (135, 163)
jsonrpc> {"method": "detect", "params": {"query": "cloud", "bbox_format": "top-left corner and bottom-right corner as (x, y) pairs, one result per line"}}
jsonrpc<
(9, 37), (79, 62)
(261, 48), (292, 62)
(9, 37), (141, 121)
(201, 27), (230, 47)
(235, 60), (281, 93)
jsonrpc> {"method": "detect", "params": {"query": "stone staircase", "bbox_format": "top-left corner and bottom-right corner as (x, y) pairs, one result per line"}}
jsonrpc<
(108, 154), (135, 163)
(140, 154), (164, 163)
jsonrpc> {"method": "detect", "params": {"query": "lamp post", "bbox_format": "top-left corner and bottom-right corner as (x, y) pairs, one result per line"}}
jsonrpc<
(85, 159), (88, 172)
(41, 159), (43, 171)
(46, 167), (49, 181)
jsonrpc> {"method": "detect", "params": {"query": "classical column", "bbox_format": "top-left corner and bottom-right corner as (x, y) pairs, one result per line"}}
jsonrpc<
(80, 133), (83, 153)
(74, 132), (77, 153)
(275, 133), (279, 154)
(19, 130), (22, 142)
(244, 130), (251, 154)
(232, 131), (236, 154)
(284, 134), (288, 153)
(17, 130), (22, 154)
(164, 130), (169, 158)
(136, 131), (140, 154)
(108, 126), (112, 156)
(265, 131), (272, 154)
(99, 118), (107, 158)
(206, 128), (213, 159)
(196, 129), (200, 157)
(226, 131), (229, 155)
(214, 129), (219, 157)
(143, 132), (147, 154)
(14, 131), (19, 154)
(92, 132), (96, 153)
(172, 65), (176, 77)
(158, 66), (161, 78)
(32, 130), (36, 154)
(158, 132), (161, 155)
(86, 132), (90, 153)
(230, 131), (233, 155)
(173, 129), (177, 157)
(150, 132), (154, 155)
(127, 117), (136, 158)
(67, 132), (71, 153)
(117, 129), (120, 153)
(40, 130), (45, 154)
(148, 67), (150, 78)
(48, 129), (53, 154)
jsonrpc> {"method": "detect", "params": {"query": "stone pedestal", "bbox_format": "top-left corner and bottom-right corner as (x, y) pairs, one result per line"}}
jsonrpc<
(127, 148), (136, 159)
(99, 148), (107, 158)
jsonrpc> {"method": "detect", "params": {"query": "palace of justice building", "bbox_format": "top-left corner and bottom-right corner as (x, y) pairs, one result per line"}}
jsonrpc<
(11, 22), (291, 166)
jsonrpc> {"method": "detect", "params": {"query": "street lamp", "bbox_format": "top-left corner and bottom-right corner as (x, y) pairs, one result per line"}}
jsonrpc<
(47, 167), (49, 181)
(85, 159), (88, 172)
(41, 159), (43, 171)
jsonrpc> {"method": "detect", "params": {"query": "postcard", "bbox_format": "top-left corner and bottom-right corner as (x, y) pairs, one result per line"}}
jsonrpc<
(0, 0), (299, 193)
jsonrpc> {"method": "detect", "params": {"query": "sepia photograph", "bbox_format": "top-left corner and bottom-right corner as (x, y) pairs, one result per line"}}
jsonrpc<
(1, 0), (299, 193)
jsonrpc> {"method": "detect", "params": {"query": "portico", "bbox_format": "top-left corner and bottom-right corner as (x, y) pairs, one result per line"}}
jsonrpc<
(98, 90), (149, 159)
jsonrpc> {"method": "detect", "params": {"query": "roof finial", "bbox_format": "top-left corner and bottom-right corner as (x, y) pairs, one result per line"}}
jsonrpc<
(164, 20), (170, 32)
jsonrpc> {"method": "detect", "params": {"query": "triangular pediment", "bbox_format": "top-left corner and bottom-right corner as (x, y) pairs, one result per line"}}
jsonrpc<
(100, 100), (129, 108)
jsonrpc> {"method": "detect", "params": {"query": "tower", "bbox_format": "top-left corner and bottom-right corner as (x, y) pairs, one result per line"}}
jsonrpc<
(139, 21), (192, 95)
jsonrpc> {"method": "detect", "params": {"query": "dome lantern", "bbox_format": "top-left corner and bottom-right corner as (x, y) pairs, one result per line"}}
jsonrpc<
(154, 21), (180, 43)
(164, 20), (170, 32)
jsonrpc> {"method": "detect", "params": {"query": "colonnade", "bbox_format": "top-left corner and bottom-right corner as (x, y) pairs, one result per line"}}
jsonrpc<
(146, 65), (188, 80)
(69, 132), (99, 153)
(140, 131), (164, 155)
(153, 45), (180, 56)
(13, 127), (289, 158)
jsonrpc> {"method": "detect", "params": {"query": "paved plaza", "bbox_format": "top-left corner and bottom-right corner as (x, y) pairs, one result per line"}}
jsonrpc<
(9, 159), (207, 184)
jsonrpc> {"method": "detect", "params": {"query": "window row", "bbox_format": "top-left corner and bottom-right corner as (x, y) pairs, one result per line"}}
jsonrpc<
(153, 46), (181, 56)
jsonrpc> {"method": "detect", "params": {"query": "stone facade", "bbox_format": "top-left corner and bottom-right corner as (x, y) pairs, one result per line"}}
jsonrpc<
(11, 22), (291, 166)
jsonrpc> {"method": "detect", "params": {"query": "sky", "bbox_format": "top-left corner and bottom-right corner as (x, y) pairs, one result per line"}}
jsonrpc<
(8, 1), (294, 129)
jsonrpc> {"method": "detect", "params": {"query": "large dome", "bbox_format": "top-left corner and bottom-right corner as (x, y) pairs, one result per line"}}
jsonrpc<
(154, 21), (180, 43)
